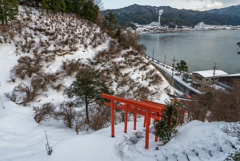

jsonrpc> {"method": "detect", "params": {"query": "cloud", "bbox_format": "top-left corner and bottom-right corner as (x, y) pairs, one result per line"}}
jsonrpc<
(193, 0), (240, 5)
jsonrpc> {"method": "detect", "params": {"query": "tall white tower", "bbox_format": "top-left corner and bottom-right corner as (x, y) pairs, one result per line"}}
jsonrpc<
(159, 9), (163, 26)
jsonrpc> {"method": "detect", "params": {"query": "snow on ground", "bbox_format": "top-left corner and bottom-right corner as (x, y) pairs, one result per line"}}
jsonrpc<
(0, 103), (239, 161)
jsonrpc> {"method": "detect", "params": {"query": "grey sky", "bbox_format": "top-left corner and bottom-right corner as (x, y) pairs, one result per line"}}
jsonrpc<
(101, 0), (240, 10)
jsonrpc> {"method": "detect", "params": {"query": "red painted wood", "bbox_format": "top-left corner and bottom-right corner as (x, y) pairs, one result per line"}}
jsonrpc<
(101, 93), (186, 149)
(134, 113), (136, 130)
(145, 110), (150, 149)
(124, 104), (129, 133)
(111, 100), (115, 137)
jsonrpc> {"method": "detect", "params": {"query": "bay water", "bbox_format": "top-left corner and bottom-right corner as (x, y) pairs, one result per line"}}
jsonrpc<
(138, 30), (240, 74)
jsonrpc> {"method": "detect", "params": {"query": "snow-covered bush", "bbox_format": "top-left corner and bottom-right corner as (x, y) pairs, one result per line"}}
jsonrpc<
(5, 82), (43, 105)
(11, 56), (42, 79)
(75, 111), (85, 135)
(223, 122), (240, 161)
(222, 122), (240, 140)
(88, 104), (111, 131)
(33, 102), (55, 123)
(54, 102), (77, 128)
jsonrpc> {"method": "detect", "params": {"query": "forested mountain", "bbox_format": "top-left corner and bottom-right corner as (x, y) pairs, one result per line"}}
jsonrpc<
(104, 4), (240, 27)
(207, 5), (240, 17)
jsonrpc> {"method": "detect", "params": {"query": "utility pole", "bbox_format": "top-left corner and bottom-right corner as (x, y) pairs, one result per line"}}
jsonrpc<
(164, 54), (166, 65)
(152, 49), (154, 60)
(212, 63), (216, 85)
(171, 57), (177, 85)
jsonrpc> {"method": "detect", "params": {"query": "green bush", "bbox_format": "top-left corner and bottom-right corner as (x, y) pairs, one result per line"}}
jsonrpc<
(154, 100), (180, 143)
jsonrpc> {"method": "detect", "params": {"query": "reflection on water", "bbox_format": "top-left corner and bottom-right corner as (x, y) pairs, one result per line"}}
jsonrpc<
(139, 30), (240, 74)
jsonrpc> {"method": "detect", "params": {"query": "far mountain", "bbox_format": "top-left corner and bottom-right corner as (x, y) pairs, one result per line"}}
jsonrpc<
(207, 5), (240, 17)
(103, 4), (240, 27)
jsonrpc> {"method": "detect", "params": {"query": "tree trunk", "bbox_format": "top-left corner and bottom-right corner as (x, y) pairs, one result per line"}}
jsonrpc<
(2, 19), (4, 26)
(85, 95), (89, 124)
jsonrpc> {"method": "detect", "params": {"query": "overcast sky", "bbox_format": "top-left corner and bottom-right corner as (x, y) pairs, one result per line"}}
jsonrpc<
(101, 0), (240, 10)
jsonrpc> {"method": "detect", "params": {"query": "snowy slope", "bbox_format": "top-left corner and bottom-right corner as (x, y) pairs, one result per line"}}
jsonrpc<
(0, 103), (238, 161)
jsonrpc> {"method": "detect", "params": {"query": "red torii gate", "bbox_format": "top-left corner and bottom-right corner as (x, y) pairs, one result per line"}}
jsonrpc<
(101, 93), (185, 149)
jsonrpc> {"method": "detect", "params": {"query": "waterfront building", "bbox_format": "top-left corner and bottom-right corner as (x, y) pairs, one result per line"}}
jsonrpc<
(218, 73), (240, 88)
(191, 70), (228, 90)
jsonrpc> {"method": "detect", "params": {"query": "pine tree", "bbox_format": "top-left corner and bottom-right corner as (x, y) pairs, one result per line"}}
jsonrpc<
(175, 60), (188, 77)
(64, 66), (112, 124)
(72, 0), (84, 15)
(115, 28), (121, 37)
(0, 0), (18, 26)
(41, 0), (66, 13)
(82, 0), (99, 22)
(104, 10), (117, 28)
(154, 100), (180, 143)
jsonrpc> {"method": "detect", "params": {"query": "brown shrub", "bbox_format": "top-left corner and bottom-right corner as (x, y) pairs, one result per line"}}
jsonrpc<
(88, 104), (111, 131)
(149, 73), (163, 86)
(54, 102), (76, 128)
(5, 82), (42, 105)
(75, 111), (85, 135)
(208, 81), (240, 122)
(61, 59), (83, 76)
(11, 56), (42, 79)
(33, 103), (55, 123)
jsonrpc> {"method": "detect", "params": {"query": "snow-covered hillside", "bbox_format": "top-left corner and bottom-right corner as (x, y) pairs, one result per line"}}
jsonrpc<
(0, 6), (172, 107)
(0, 103), (239, 161)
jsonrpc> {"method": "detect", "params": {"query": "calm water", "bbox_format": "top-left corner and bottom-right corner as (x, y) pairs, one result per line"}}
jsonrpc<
(138, 30), (240, 74)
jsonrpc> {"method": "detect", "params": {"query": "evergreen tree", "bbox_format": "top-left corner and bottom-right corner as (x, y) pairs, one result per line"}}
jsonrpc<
(64, 0), (74, 13)
(104, 10), (117, 28)
(64, 66), (112, 123)
(72, 0), (84, 15)
(41, 0), (66, 13)
(154, 100), (180, 142)
(175, 60), (188, 77)
(115, 28), (121, 37)
(0, 0), (18, 25)
(82, 0), (99, 22)
(102, 18), (108, 27)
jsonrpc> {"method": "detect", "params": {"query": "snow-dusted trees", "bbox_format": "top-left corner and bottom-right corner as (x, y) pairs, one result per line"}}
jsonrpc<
(0, 0), (18, 25)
